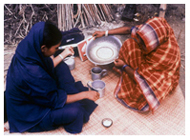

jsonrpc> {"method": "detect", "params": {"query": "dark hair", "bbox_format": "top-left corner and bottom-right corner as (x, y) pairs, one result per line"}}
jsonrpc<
(42, 21), (62, 48)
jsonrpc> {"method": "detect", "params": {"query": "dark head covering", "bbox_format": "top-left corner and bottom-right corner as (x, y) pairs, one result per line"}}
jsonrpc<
(16, 21), (54, 76)
(5, 22), (66, 132)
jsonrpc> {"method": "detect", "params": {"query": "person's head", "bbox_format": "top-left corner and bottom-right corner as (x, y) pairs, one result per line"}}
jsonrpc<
(136, 34), (147, 52)
(41, 21), (62, 57)
(132, 17), (170, 54)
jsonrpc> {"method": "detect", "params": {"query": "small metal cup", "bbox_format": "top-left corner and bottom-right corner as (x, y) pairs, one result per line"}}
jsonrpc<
(87, 80), (106, 98)
(64, 56), (75, 70)
(90, 67), (107, 81)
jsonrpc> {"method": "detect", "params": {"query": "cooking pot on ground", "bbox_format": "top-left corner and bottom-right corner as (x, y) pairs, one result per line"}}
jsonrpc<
(86, 36), (122, 65)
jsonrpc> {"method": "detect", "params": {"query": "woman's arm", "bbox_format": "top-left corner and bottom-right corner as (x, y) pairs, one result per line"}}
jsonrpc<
(51, 47), (74, 67)
(66, 91), (99, 104)
(92, 26), (131, 39)
(114, 59), (135, 81)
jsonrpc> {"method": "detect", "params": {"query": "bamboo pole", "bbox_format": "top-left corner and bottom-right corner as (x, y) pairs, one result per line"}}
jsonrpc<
(159, 4), (167, 18)
(57, 4), (115, 30)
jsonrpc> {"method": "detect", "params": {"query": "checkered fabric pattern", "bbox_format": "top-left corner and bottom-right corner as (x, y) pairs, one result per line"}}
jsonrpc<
(115, 17), (181, 112)
(137, 17), (170, 54)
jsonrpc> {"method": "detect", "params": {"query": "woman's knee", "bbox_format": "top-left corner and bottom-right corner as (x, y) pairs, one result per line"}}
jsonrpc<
(55, 62), (70, 75)
(62, 103), (84, 122)
(51, 104), (84, 125)
(54, 62), (75, 84)
(68, 105), (84, 120)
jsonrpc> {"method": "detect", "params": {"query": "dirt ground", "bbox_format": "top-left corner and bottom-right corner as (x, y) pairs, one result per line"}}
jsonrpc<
(4, 4), (185, 96)
(164, 4), (185, 96)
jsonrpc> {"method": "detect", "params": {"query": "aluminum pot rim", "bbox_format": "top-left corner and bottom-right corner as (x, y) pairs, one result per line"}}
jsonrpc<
(86, 35), (122, 65)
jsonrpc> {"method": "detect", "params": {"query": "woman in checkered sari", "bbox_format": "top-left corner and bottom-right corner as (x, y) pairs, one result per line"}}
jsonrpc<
(93, 17), (180, 113)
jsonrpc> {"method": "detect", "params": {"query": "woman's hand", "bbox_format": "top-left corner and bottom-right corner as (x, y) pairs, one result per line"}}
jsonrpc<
(114, 58), (135, 81)
(52, 47), (74, 68)
(113, 66), (122, 75)
(92, 31), (105, 39)
(86, 91), (100, 101)
(66, 91), (99, 104)
(114, 58), (125, 69)
(61, 47), (74, 58)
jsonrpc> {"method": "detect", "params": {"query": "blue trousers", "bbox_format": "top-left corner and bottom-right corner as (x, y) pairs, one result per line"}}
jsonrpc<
(28, 62), (97, 134)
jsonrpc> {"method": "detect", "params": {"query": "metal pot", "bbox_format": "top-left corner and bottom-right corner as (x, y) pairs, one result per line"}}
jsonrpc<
(86, 36), (122, 65)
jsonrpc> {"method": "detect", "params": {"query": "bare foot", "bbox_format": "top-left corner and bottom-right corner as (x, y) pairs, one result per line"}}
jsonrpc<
(4, 122), (9, 132)
(4, 127), (8, 132)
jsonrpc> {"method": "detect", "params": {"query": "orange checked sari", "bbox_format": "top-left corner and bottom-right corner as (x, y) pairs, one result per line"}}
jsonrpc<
(114, 17), (181, 113)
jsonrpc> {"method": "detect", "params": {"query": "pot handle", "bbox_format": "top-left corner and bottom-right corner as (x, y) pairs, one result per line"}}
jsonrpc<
(87, 81), (98, 92)
(101, 69), (107, 77)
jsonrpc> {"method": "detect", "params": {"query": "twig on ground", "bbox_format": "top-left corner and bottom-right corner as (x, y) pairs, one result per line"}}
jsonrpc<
(4, 5), (18, 19)
(29, 4), (35, 20)
(177, 29), (183, 42)
(181, 64), (185, 69)
(181, 58), (185, 61)
(14, 19), (24, 36)
(73, 5), (81, 27)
